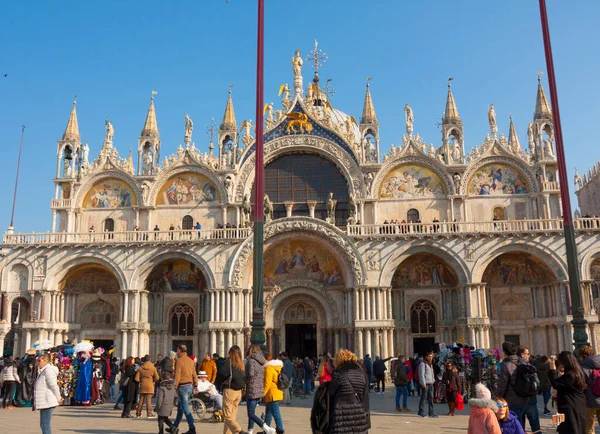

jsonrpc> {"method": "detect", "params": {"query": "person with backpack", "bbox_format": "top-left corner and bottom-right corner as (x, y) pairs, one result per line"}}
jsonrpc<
(279, 352), (294, 406)
(263, 354), (285, 434)
(497, 342), (536, 431)
(516, 346), (541, 434)
(244, 345), (276, 434)
(577, 345), (600, 434)
(548, 351), (586, 434)
(393, 355), (410, 412)
(536, 355), (552, 415)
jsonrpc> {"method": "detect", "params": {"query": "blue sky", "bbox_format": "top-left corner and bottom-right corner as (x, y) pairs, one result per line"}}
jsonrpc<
(0, 0), (599, 232)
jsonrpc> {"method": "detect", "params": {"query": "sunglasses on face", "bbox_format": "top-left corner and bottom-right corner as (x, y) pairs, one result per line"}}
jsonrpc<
(497, 403), (508, 408)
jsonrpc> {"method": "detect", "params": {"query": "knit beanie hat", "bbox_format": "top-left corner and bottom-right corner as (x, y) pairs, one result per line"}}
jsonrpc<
(475, 383), (491, 400)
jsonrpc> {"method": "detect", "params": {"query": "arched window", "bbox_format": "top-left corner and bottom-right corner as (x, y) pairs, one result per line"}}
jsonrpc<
(81, 300), (116, 325)
(493, 207), (506, 220)
(251, 154), (350, 224)
(410, 300), (436, 334)
(171, 304), (194, 336)
(104, 218), (115, 232)
(182, 215), (194, 230)
(407, 209), (420, 223)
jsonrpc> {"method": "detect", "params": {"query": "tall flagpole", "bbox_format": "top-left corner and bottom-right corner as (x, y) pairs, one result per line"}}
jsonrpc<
(538, 0), (588, 349)
(250, 0), (267, 351)
(8, 125), (26, 234)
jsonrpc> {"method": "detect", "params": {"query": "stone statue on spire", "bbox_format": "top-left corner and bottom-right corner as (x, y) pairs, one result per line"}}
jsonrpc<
(488, 104), (497, 137)
(404, 104), (414, 136)
(184, 114), (193, 146)
(292, 50), (303, 97)
(104, 119), (114, 146)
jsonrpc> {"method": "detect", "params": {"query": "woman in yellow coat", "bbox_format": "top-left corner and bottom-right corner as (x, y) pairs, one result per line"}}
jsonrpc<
(263, 355), (285, 434)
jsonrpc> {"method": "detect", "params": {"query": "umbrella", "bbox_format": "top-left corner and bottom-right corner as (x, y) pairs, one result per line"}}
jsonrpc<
(73, 341), (94, 354)
(33, 340), (54, 351)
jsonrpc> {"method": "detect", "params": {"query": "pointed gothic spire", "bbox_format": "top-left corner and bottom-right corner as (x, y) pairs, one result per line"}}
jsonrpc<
(507, 114), (522, 152)
(443, 78), (461, 125)
(534, 73), (552, 120)
(360, 78), (378, 125)
(141, 93), (159, 139)
(220, 85), (237, 131)
(62, 95), (81, 142)
(127, 148), (135, 174)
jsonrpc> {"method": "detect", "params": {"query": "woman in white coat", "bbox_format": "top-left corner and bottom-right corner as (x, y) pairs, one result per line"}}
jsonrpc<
(34, 354), (63, 434)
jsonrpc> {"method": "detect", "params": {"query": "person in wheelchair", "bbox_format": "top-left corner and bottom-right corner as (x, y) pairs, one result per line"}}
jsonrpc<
(196, 371), (223, 415)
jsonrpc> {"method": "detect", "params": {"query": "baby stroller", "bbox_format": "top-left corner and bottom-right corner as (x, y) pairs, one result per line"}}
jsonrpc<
(189, 391), (223, 422)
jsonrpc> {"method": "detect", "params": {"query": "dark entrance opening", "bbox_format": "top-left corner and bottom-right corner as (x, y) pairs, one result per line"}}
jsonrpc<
(172, 339), (193, 356)
(285, 324), (317, 359)
(504, 335), (520, 346)
(413, 337), (435, 357)
(91, 339), (114, 352)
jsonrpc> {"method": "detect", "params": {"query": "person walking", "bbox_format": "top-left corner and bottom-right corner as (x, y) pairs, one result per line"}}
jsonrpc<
(134, 355), (160, 419)
(280, 352), (294, 406)
(172, 344), (198, 434)
(442, 361), (460, 416)
(548, 351), (586, 434)
(245, 345), (275, 434)
(393, 355), (410, 412)
(198, 353), (217, 384)
(33, 354), (62, 434)
(160, 351), (176, 374)
(2, 356), (20, 408)
(109, 358), (119, 401)
(363, 354), (373, 392)
(404, 357), (414, 398)
(497, 342), (532, 427)
(318, 354), (333, 384)
(303, 357), (314, 395)
(467, 383), (501, 434)
(215, 345), (247, 434)
(372, 356), (391, 395)
(156, 371), (178, 434)
(515, 346), (541, 434)
(328, 349), (370, 434)
(536, 355), (552, 415)
(418, 352), (437, 418)
(120, 357), (138, 418)
(578, 345), (600, 434)
(263, 355), (285, 434)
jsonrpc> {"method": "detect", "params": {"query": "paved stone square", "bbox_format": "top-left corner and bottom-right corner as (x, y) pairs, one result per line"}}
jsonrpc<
(0, 392), (572, 433)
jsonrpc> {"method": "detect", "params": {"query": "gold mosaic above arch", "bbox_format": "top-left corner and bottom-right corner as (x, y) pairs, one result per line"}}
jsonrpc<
(82, 178), (137, 208)
(379, 164), (446, 199)
(157, 172), (220, 206)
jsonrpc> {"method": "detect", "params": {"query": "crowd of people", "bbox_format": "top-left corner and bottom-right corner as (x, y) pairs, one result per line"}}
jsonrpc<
(3, 339), (600, 434)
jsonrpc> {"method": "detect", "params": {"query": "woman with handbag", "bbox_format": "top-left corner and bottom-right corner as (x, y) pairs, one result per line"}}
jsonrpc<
(548, 351), (586, 434)
(442, 361), (460, 416)
(120, 357), (137, 418)
(216, 345), (248, 434)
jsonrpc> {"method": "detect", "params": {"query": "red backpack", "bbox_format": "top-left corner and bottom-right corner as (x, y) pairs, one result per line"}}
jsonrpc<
(590, 369), (600, 396)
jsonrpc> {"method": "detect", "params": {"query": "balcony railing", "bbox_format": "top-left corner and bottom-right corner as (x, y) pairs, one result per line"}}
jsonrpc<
(3, 228), (252, 246)
(542, 181), (559, 191)
(347, 219), (567, 237)
(51, 198), (72, 208)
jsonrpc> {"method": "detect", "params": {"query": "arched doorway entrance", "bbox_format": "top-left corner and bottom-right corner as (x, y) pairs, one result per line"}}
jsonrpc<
(410, 299), (437, 356)
(283, 302), (318, 358)
(60, 264), (120, 346)
(3, 297), (29, 356)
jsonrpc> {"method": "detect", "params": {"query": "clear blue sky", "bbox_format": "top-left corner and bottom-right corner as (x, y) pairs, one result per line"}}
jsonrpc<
(1, 1), (599, 233)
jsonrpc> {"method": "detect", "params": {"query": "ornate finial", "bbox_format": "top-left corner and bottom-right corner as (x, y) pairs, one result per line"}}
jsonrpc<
(325, 78), (335, 100)
(151, 89), (158, 101)
(537, 71), (543, 83)
(206, 117), (217, 155)
(307, 39), (327, 74)
(228, 83), (233, 95)
(510, 113), (513, 122)
(448, 77), (453, 88)
(73, 94), (78, 106)
(366, 77), (372, 88)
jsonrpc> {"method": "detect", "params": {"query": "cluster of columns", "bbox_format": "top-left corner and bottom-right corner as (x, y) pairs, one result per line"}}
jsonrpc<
(353, 287), (392, 321)
(207, 289), (243, 322)
(354, 327), (394, 359)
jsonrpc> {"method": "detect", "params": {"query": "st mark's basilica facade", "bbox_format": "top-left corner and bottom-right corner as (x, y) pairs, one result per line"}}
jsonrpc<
(1, 48), (600, 360)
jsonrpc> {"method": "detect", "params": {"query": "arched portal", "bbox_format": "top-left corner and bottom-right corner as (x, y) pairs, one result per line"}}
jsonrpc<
(483, 252), (557, 354)
(3, 297), (29, 356)
(390, 253), (459, 356)
(170, 303), (195, 356)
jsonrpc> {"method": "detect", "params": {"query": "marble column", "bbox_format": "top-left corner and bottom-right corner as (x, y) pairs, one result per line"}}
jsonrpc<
(365, 329), (372, 358)
(365, 290), (371, 320)
(382, 329), (389, 358)
(356, 329), (364, 358)
(121, 331), (128, 359)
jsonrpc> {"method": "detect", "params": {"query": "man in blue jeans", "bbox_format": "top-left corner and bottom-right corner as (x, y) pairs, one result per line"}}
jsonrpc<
(418, 352), (438, 418)
(169, 344), (198, 434)
(394, 355), (411, 412)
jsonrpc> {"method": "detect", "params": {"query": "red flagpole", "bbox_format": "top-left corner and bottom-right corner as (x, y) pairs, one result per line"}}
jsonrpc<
(538, 0), (588, 348)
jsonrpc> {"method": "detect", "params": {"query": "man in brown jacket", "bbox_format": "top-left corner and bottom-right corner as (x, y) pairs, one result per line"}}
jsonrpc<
(198, 352), (217, 384)
(172, 344), (198, 434)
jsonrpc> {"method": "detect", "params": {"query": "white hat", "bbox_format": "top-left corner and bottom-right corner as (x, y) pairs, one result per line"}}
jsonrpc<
(475, 383), (491, 400)
(198, 370), (208, 378)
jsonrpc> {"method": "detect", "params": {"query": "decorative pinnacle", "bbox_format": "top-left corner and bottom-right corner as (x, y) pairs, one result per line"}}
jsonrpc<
(73, 94), (77, 106)
(448, 77), (453, 88)
(366, 77), (372, 88)
(221, 86), (237, 131)
(151, 89), (158, 101)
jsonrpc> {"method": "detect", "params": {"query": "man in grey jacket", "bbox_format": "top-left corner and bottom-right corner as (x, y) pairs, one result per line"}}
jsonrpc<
(497, 342), (537, 431)
(418, 352), (437, 418)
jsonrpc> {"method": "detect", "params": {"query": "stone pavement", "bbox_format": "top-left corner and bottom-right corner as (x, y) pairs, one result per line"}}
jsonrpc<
(0, 392), (572, 433)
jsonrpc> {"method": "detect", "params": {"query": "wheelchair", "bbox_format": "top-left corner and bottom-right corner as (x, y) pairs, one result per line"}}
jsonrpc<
(189, 391), (223, 422)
